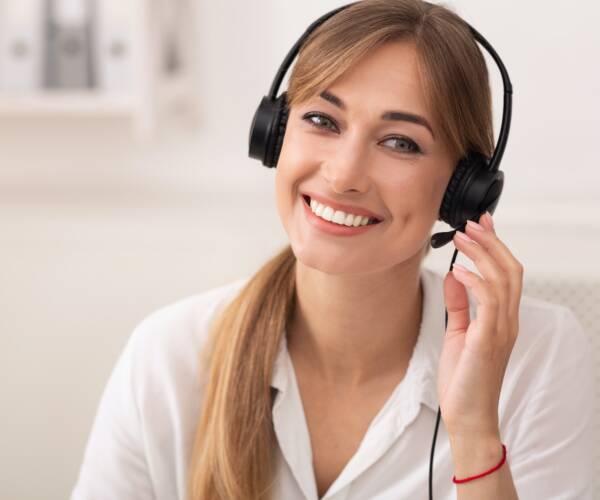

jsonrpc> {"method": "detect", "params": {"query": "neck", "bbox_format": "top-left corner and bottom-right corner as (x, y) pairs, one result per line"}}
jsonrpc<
(287, 256), (424, 390)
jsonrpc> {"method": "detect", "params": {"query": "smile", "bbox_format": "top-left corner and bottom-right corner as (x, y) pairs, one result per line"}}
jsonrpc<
(301, 195), (382, 236)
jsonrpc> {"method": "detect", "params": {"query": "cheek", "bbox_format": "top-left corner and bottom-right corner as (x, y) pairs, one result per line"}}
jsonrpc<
(275, 125), (318, 195)
(274, 135), (307, 227)
(280, 124), (317, 169)
(381, 170), (446, 224)
(274, 166), (293, 226)
(384, 173), (431, 207)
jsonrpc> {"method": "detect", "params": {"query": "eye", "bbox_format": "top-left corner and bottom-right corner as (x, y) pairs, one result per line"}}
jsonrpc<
(302, 112), (339, 132)
(380, 136), (422, 155)
(301, 112), (423, 155)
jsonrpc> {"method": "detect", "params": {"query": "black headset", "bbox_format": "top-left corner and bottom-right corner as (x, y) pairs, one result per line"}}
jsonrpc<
(248, 2), (513, 499)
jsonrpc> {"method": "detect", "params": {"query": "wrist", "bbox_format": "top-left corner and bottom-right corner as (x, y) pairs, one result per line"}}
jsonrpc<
(449, 432), (504, 479)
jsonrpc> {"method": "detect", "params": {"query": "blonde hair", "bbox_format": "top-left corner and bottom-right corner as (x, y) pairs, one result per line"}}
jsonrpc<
(187, 1), (494, 498)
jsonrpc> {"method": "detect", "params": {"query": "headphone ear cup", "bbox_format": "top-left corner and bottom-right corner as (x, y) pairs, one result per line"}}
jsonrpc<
(439, 150), (499, 228)
(248, 92), (289, 168)
(270, 93), (289, 168)
(439, 155), (472, 227)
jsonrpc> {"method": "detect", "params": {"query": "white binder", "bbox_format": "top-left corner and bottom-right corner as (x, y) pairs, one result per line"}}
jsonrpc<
(95, 2), (134, 92)
(46, 0), (94, 88)
(0, 0), (46, 91)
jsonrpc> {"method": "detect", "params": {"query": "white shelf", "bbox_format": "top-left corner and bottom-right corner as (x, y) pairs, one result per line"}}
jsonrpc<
(0, 91), (140, 116)
(0, 0), (199, 135)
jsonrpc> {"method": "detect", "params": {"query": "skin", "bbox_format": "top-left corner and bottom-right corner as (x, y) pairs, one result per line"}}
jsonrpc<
(275, 39), (455, 389)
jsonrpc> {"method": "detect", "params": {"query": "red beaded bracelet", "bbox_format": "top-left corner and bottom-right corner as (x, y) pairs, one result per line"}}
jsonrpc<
(452, 443), (507, 484)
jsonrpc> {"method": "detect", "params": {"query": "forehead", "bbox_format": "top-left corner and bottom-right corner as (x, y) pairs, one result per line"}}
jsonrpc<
(318, 40), (429, 118)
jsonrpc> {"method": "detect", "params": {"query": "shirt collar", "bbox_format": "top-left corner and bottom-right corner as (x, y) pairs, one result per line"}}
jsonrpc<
(270, 267), (462, 414)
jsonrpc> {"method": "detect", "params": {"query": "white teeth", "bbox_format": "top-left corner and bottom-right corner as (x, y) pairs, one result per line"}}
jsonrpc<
(315, 202), (325, 217)
(332, 210), (346, 224)
(308, 197), (374, 227)
(322, 206), (334, 222)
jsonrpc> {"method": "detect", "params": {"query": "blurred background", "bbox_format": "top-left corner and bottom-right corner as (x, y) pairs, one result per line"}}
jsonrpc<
(0, 0), (598, 498)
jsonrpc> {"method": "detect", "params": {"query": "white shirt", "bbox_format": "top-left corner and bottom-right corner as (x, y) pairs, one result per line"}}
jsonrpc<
(71, 267), (595, 500)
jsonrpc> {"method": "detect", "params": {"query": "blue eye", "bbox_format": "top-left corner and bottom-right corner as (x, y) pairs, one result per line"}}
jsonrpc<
(301, 111), (423, 155)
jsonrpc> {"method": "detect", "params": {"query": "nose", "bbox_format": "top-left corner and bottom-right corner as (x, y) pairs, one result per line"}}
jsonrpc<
(321, 133), (371, 194)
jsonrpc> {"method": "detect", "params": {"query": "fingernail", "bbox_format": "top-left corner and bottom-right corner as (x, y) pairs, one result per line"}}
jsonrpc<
(466, 220), (485, 232)
(485, 211), (495, 230)
(452, 263), (469, 274)
(455, 230), (473, 243)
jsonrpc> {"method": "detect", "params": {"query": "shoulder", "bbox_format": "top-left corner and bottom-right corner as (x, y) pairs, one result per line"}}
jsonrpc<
(480, 291), (595, 496)
(128, 276), (251, 362)
(71, 278), (251, 499)
(127, 277), (252, 489)
(511, 294), (590, 376)
(502, 294), (592, 438)
(123, 276), (251, 413)
(499, 291), (592, 408)
(500, 296), (594, 497)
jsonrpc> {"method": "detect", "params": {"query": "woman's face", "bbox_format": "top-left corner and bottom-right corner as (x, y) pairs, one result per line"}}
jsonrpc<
(275, 40), (455, 275)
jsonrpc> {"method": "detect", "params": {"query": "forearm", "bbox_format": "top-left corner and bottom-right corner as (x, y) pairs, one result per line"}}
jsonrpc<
(449, 433), (519, 500)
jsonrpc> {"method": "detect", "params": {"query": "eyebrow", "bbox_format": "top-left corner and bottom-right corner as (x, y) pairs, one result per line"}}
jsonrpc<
(319, 90), (435, 139)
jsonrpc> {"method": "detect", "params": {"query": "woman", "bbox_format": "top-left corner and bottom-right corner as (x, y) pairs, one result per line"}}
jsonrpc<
(71, 1), (594, 499)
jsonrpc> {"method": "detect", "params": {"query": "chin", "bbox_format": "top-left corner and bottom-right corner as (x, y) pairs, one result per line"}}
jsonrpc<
(289, 230), (430, 277)
(291, 241), (393, 276)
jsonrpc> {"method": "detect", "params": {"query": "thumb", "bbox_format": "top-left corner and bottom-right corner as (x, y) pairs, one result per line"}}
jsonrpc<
(444, 270), (470, 336)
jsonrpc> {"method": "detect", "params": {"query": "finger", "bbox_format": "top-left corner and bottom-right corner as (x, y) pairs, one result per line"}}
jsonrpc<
(451, 263), (500, 355)
(464, 213), (524, 329)
(453, 229), (509, 339)
(480, 212), (524, 338)
(469, 212), (524, 330)
(466, 213), (522, 277)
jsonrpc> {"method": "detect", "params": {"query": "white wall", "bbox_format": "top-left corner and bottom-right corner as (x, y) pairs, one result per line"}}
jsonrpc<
(1, 1), (599, 499)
